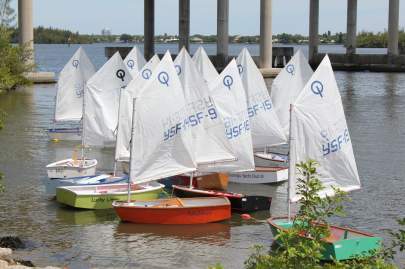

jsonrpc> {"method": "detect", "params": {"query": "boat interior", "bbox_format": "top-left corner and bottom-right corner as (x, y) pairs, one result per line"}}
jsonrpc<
(121, 197), (229, 208)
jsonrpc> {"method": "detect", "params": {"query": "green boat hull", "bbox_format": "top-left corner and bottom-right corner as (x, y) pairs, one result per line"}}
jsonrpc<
(56, 185), (164, 209)
(268, 218), (382, 261)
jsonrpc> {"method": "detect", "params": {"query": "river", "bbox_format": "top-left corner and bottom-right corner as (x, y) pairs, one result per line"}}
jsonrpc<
(0, 43), (404, 268)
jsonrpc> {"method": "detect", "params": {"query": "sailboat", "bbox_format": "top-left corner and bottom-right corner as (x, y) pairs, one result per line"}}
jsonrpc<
(47, 52), (130, 179)
(46, 48), (98, 179)
(123, 46), (147, 77)
(268, 55), (381, 261)
(48, 47), (95, 141)
(172, 55), (272, 212)
(228, 48), (289, 184)
(192, 46), (218, 83)
(116, 54), (161, 174)
(113, 52), (231, 224)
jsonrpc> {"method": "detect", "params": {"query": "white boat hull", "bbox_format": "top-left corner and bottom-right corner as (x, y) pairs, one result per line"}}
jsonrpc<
(46, 158), (97, 179)
(229, 167), (288, 184)
(48, 128), (82, 141)
(44, 174), (128, 195)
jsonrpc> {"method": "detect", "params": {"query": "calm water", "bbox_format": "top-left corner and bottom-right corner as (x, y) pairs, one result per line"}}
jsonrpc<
(0, 44), (404, 268)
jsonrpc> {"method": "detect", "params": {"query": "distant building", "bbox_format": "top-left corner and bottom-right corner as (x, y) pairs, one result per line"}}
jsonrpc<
(101, 28), (111, 36)
(190, 37), (203, 43)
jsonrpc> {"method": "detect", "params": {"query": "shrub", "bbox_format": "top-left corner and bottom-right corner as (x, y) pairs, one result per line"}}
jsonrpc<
(243, 160), (404, 269)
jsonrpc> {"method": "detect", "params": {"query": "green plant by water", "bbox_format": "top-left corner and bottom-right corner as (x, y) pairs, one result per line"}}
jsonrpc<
(240, 160), (405, 269)
(0, 0), (33, 93)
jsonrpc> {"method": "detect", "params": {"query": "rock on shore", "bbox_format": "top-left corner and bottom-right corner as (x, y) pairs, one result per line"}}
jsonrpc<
(0, 247), (60, 269)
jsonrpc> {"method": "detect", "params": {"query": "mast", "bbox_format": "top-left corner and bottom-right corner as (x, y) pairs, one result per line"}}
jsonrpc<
(80, 82), (86, 166)
(127, 98), (137, 203)
(52, 95), (57, 131)
(113, 87), (124, 176)
(287, 104), (296, 222)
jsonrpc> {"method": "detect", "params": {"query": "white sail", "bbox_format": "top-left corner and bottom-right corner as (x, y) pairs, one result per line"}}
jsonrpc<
(54, 47), (95, 121)
(130, 51), (196, 183)
(174, 48), (235, 170)
(127, 54), (160, 98)
(115, 55), (161, 161)
(123, 46), (147, 77)
(271, 50), (313, 137)
(236, 48), (287, 148)
(289, 55), (360, 202)
(208, 59), (255, 172)
(192, 46), (218, 83)
(84, 52), (132, 147)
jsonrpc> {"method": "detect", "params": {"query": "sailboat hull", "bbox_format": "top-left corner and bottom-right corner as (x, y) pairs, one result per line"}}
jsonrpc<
(44, 174), (128, 195)
(268, 217), (382, 261)
(172, 185), (271, 213)
(229, 166), (288, 184)
(47, 128), (82, 141)
(46, 158), (97, 179)
(113, 197), (231, 224)
(56, 182), (164, 209)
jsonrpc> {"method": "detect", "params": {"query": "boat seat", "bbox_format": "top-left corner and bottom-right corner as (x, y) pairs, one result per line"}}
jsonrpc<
(151, 198), (185, 208)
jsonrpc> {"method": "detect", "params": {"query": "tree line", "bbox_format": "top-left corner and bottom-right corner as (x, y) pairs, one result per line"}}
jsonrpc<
(6, 26), (405, 52)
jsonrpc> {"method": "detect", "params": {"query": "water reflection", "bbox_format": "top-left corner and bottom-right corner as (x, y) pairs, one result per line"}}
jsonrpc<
(56, 208), (117, 225)
(115, 222), (231, 245)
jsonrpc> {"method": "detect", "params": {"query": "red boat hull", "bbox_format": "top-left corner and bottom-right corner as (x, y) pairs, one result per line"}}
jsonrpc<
(113, 198), (231, 224)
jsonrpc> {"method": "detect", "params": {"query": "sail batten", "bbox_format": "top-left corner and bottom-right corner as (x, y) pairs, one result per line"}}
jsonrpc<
(289, 55), (360, 203)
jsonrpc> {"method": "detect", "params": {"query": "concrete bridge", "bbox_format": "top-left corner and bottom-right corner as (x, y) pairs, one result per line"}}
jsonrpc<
(18, 0), (404, 77)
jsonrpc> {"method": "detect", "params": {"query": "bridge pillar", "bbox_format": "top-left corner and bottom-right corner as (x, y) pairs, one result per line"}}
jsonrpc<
(388, 0), (399, 56)
(179, 0), (190, 52)
(259, 0), (272, 69)
(217, 0), (229, 68)
(144, 0), (155, 60)
(18, 0), (34, 65)
(308, 0), (319, 64)
(346, 0), (357, 55)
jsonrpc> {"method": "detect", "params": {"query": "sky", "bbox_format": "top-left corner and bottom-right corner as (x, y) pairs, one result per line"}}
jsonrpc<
(11, 0), (405, 35)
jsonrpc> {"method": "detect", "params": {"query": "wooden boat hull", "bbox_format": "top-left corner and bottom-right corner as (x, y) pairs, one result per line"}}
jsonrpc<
(268, 217), (382, 261)
(172, 185), (271, 213)
(44, 174), (128, 195)
(56, 182), (164, 209)
(47, 128), (82, 141)
(113, 197), (231, 224)
(46, 158), (97, 179)
(163, 173), (229, 191)
(229, 166), (288, 184)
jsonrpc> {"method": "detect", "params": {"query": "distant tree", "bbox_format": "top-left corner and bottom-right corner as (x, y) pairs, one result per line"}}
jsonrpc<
(0, 0), (15, 27)
(120, 33), (133, 43)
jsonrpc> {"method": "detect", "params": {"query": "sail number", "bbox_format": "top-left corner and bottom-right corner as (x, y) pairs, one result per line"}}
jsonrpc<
(248, 99), (272, 118)
(225, 119), (250, 139)
(163, 108), (218, 141)
(322, 129), (350, 156)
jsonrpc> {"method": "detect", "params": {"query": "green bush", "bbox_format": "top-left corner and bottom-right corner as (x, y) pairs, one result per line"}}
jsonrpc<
(0, 26), (33, 92)
(243, 160), (404, 269)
